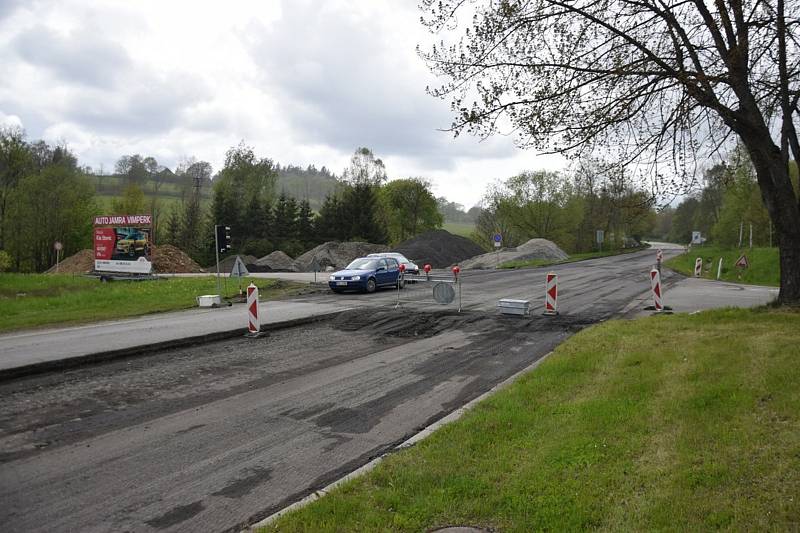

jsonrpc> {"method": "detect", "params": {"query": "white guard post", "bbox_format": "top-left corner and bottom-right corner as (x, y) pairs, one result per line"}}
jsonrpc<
(544, 272), (558, 315)
(650, 268), (663, 312)
(246, 283), (260, 336)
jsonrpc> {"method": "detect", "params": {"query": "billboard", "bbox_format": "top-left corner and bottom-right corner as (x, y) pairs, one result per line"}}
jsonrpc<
(94, 214), (153, 274)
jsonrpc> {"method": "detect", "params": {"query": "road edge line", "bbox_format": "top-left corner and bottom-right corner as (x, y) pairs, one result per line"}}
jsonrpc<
(247, 348), (556, 531)
(0, 310), (348, 382)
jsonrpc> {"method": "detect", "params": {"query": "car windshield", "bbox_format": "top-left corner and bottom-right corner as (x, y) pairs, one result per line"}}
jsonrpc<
(346, 258), (379, 270)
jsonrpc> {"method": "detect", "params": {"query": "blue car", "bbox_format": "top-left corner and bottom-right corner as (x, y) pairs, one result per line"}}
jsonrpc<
(329, 257), (404, 293)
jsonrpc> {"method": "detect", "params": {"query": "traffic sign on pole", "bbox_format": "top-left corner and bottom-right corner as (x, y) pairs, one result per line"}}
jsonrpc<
(493, 233), (502, 248)
(230, 256), (249, 277)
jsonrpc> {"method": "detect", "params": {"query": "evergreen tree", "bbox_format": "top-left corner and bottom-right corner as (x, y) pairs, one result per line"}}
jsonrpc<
(296, 199), (315, 249)
(341, 182), (387, 244)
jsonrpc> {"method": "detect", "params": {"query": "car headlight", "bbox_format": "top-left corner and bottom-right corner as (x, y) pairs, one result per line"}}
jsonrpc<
(329, 275), (336, 281)
(351, 275), (361, 281)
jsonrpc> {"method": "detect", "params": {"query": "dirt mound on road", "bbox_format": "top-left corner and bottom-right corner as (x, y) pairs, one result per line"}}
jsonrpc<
(151, 245), (205, 273)
(293, 241), (389, 271)
(46, 249), (94, 273)
(393, 230), (485, 269)
(461, 238), (568, 269)
(255, 250), (296, 271)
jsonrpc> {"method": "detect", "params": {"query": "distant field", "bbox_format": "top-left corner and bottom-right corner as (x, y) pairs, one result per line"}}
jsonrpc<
(0, 274), (304, 332)
(442, 222), (475, 238)
(665, 246), (779, 286)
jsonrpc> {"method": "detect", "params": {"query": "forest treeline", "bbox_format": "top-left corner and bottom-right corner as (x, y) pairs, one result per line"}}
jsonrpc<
(2, 124), (786, 273)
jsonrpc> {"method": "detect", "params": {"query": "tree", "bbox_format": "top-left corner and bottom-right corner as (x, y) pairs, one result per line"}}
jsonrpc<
(5, 159), (95, 271)
(112, 184), (146, 214)
(211, 143), (278, 251)
(0, 126), (31, 250)
(421, 0), (800, 304)
(380, 178), (443, 243)
(296, 199), (315, 250)
(342, 147), (387, 186)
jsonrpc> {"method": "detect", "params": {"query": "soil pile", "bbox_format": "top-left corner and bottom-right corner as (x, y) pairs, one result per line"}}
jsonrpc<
(461, 238), (568, 269)
(47, 245), (205, 274)
(151, 245), (205, 273)
(293, 241), (390, 271)
(255, 250), (296, 272)
(394, 230), (485, 268)
(46, 249), (94, 273)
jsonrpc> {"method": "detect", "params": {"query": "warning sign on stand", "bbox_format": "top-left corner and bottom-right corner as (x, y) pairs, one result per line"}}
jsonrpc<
(735, 254), (749, 269)
(230, 255), (249, 277)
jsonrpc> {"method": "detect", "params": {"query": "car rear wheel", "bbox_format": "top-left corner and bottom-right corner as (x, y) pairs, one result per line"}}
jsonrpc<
(365, 278), (376, 293)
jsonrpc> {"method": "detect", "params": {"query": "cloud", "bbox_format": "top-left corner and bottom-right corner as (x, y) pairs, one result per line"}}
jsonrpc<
(11, 24), (132, 89)
(247, 1), (515, 168)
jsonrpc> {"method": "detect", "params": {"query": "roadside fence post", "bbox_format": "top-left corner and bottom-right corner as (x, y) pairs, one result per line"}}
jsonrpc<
(396, 263), (406, 309)
(544, 272), (558, 315)
(650, 268), (663, 312)
(246, 283), (259, 336)
(452, 266), (461, 313)
(717, 258), (723, 280)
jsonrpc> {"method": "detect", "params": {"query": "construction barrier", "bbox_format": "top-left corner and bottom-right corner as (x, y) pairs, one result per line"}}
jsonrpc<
(544, 272), (558, 315)
(694, 257), (702, 277)
(402, 266), (462, 312)
(247, 282), (259, 335)
(650, 268), (663, 312)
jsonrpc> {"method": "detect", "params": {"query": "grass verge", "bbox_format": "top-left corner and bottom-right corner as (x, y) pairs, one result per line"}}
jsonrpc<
(0, 274), (305, 333)
(665, 246), (779, 286)
(500, 246), (648, 269)
(268, 307), (800, 531)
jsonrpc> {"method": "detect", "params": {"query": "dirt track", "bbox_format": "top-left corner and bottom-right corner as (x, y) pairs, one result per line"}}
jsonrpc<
(0, 248), (680, 532)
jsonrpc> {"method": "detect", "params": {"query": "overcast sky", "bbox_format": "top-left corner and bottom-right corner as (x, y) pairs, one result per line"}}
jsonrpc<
(0, 0), (566, 208)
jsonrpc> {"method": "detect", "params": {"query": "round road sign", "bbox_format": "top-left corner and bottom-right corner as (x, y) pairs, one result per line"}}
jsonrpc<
(432, 282), (455, 304)
(54, 241), (63, 251)
(493, 233), (502, 243)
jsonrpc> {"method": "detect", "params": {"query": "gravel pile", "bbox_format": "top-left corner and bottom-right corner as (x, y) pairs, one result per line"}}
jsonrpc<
(394, 230), (485, 268)
(218, 254), (258, 273)
(461, 238), (568, 269)
(255, 250), (296, 272)
(293, 241), (389, 272)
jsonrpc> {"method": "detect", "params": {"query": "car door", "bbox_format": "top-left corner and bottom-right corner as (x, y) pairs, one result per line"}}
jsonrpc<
(384, 258), (400, 286)
(374, 259), (390, 286)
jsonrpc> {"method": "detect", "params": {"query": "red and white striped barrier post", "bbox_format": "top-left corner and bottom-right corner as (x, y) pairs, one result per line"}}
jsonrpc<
(246, 282), (259, 335)
(650, 268), (663, 312)
(694, 257), (702, 277)
(544, 272), (558, 315)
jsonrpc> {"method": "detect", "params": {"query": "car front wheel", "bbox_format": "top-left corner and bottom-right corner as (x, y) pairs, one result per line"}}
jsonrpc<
(365, 278), (376, 293)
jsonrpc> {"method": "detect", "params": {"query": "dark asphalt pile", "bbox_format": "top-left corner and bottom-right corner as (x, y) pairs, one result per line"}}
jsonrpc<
(255, 250), (296, 271)
(394, 229), (485, 268)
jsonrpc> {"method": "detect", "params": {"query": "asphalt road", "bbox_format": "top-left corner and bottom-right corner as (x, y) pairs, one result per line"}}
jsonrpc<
(0, 248), (682, 532)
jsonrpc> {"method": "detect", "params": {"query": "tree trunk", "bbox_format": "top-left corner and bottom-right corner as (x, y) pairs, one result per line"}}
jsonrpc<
(738, 130), (800, 305)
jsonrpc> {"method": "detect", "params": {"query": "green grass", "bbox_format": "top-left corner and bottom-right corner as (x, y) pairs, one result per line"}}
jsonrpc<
(0, 274), (304, 332)
(499, 246), (648, 269)
(442, 222), (476, 239)
(268, 307), (800, 532)
(665, 246), (779, 286)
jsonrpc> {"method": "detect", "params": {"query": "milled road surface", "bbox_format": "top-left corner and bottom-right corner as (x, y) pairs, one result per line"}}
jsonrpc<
(1, 249), (681, 532)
